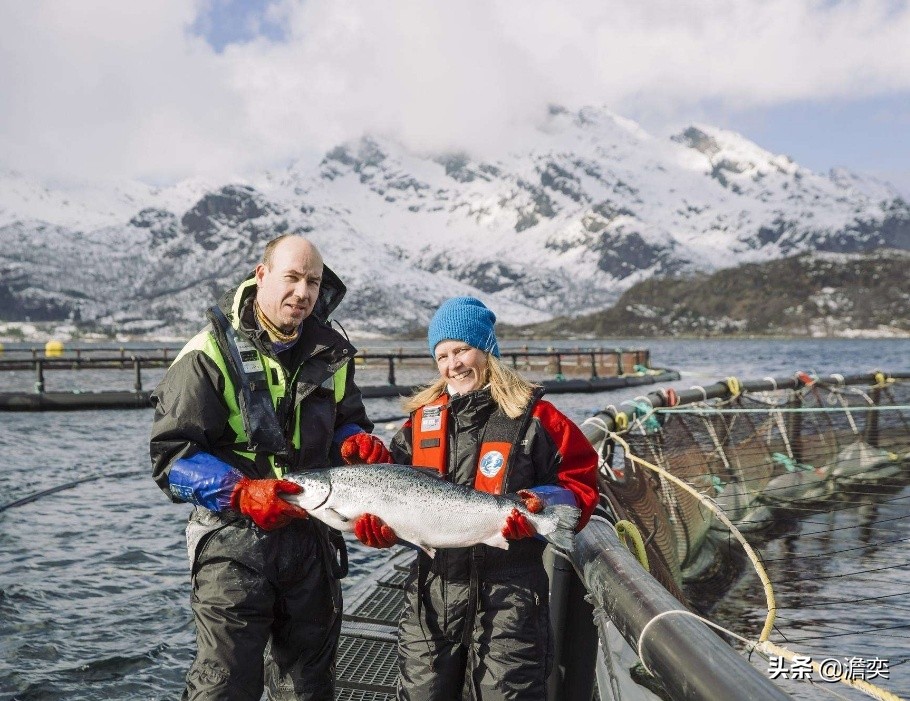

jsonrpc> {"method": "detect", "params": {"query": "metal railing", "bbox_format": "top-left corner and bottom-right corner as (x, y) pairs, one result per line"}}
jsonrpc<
(0, 346), (652, 392)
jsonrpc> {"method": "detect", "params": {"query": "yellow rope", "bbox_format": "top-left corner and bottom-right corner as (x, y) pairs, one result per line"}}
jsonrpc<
(615, 519), (650, 571)
(609, 431), (904, 701)
(613, 411), (629, 431)
(725, 376), (741, 396)
(609, 432), (776, 640)
(872, 370), (895, 389)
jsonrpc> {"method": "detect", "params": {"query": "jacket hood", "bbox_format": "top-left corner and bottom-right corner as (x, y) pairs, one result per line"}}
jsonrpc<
(218, 262), (348, 325)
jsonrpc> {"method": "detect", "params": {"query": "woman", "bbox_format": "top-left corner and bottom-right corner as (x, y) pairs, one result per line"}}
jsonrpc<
(354, 296), (599, 701)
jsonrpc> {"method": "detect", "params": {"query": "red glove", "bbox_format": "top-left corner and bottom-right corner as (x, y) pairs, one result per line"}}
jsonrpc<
(502, 489), (543, 540)
(353, 513), (397, 548)
(340, 433), (392, 465)
(231, 477), (308, 531)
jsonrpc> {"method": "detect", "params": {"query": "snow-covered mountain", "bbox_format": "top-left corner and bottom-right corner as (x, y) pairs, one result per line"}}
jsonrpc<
(1, 105), (907, 339)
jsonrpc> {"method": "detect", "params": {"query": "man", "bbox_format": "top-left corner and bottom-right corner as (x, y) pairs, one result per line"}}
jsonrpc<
(151, 234), (391, 701)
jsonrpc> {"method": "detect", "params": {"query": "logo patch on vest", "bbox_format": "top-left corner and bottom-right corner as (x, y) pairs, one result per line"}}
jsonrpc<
(479, 450), (505, 478)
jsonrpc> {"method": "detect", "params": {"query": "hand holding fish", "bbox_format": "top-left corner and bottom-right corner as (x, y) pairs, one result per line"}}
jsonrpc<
(501, 489), (544, 540)
(354, 513), (398, 548)
(340, 433), (392, 465)
(231, 477), (309, 531)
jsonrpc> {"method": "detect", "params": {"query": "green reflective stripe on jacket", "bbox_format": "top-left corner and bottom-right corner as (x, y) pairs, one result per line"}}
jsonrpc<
(175, 315), (351, 478)
(333, 362), (347, 403)
(174, 329), (248, 460)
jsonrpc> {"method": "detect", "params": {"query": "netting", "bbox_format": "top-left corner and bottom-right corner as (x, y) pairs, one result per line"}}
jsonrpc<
(589, 374), (910, 698)
(597, 377), (909, 586)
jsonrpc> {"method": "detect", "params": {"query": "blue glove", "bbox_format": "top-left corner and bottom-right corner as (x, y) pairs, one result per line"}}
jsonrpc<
(518, 486), (578, 542)
(525, 485), (577, 508)
(168, 452), (243, 512)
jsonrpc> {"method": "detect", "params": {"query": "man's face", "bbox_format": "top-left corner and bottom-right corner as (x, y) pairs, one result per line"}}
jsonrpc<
(255, 238), (323, 333)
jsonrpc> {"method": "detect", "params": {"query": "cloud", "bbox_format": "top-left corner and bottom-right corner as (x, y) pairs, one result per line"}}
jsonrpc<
(0, 0), (908, 184)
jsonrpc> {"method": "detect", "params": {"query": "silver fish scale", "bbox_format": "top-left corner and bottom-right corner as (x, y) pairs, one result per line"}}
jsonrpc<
(284, 464), (569, 551)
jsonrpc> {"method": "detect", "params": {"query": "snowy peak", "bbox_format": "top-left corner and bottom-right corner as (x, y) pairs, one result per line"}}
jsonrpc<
(0, 104), (908, 339)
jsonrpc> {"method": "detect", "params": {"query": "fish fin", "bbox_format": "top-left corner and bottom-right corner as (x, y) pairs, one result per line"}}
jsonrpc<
(537, 504), (580, 552)
(547, 504), (581, 531)
(410, 466), (445, 480)
(482, 533), (510, 550)
(543, 527), (575, 552)
(325, 507), (349, 523)
(417, 543), (436, 558)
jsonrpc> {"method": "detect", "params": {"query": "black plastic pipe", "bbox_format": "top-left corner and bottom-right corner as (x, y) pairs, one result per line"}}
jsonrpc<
(571, 517), (792, 701)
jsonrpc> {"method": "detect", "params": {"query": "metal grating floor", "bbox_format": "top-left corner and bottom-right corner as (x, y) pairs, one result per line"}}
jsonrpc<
(337, 635), (399, 688)
(378, 569), (409, 589)
(346, 586), (406, 625)
(335, 688), (394, 701)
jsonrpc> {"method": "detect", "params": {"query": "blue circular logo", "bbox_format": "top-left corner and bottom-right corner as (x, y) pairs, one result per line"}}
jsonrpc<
(479, 450), (505, 477)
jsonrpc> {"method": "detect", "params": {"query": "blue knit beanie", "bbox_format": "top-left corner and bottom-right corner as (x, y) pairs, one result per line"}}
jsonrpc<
(427, 297), (500, 358)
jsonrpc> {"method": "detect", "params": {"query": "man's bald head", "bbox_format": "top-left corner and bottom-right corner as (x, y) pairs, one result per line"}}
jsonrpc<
(255, 235), (324, 333)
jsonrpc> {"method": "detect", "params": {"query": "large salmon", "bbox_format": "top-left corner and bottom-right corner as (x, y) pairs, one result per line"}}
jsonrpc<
(282, 464), (580, 555)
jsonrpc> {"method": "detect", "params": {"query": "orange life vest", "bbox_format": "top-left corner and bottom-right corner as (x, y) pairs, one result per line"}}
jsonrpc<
(410, 395), (513, 495)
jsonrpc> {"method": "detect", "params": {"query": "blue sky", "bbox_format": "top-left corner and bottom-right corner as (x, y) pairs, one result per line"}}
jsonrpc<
(1, 0), (908, 195)
(694, 95), (910, 194)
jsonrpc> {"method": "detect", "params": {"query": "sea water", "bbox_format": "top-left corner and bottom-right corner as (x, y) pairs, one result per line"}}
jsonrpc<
(0, 338), (907, 700)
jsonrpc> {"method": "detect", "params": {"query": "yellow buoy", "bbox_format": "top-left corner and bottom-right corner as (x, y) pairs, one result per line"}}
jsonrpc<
(45, 340), (65, 357)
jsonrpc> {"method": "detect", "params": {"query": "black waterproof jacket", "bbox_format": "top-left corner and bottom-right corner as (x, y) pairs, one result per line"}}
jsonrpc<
(150, 265), (372, 493)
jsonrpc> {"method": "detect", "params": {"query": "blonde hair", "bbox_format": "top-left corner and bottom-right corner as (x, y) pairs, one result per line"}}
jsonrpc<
(403, 354), (539, 419)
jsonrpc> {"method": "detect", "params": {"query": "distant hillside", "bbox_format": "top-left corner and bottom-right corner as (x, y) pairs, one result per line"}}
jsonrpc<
(504, 249), (910, 338)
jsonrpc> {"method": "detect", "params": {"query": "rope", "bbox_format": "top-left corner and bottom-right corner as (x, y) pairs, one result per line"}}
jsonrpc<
(612, 432), (904, 701)
(872, 371), (895, 389)
(690, 385), (708, 402)
(0, 469), (146, 512)
(615, 520), (649, 571)
(614, 412), (629, 431)
(637, 609), (755, 672)
(656, 405), (906, 414)
(622, 397), (660, 433)
(796, 371), (816, 387)
(636, 612), (902, 701)
(610, 432), (777, 639)
(831, 388), (861, 435)
(658, 387), (679, 407)
(772, 410), (797, 461)
(592, 607), (625, 701)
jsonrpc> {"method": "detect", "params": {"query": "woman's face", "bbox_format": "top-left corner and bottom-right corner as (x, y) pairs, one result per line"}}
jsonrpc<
(434, 340), (489, 395)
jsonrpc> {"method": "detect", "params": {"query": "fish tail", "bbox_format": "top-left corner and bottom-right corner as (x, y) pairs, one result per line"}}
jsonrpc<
(539, 504), (580, 551)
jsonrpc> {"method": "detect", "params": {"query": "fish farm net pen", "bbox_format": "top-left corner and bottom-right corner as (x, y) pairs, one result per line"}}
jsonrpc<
(584, 372), (909, 701)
